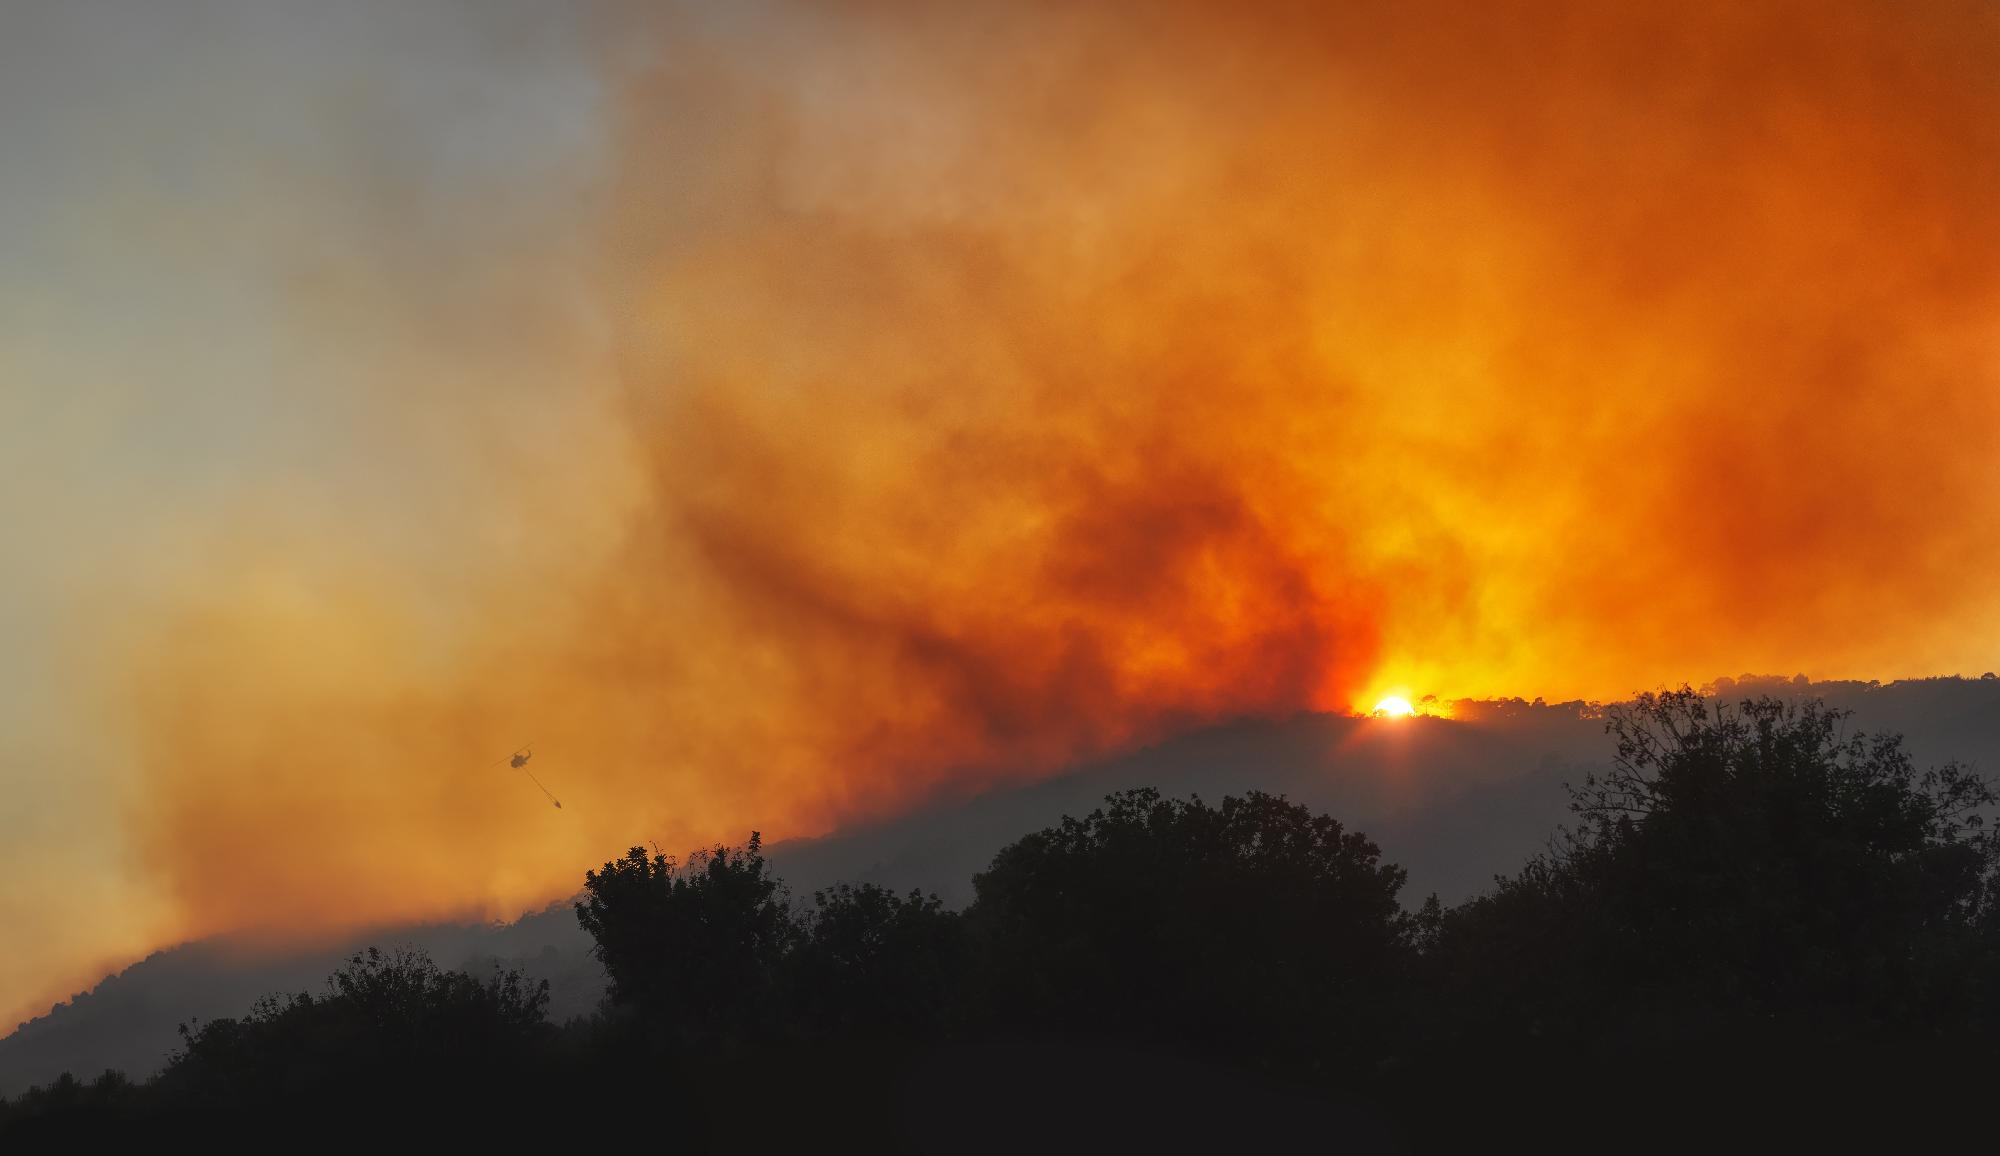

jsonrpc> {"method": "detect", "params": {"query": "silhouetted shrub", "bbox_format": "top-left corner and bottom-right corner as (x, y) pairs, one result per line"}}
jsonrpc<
(154, 947), (550, 1110)
(0, 1069), (141, 1129)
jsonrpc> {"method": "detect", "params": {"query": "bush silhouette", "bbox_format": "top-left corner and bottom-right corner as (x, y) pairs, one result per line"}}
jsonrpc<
(0, 1070), (137, 1125)
(154, 947), (550, 1111)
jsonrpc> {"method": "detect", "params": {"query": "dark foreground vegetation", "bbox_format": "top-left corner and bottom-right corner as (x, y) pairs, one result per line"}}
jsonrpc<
(7, 692), (1999, 1150)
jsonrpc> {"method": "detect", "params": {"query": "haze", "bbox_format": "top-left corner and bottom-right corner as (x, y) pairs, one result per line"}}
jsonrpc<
(3, 0), (1996, 1030)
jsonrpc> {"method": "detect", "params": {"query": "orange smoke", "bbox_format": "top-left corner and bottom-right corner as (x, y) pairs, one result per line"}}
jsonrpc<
(103, 0), (2000, 957)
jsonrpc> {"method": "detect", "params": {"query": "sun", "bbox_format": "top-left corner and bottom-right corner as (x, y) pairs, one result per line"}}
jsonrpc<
(1372, 696), (1416, 718)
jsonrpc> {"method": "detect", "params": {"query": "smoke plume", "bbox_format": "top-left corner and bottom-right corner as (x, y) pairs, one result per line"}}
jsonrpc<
(68, 0), (2000, 972)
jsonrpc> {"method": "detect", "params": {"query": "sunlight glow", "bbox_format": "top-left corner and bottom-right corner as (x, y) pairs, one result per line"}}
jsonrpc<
(1372, 696), (1416, 718)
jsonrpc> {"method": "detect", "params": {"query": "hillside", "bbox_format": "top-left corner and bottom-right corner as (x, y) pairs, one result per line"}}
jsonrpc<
(6, 676), (1995, 1095)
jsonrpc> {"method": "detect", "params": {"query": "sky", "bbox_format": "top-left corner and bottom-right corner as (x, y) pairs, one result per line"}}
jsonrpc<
(3, 0), (1997, 1029)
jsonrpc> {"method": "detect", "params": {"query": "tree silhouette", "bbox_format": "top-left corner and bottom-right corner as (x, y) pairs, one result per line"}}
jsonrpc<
(1431, 690), (2000, 1055)
(575, 833), (795, 1050)
(14, 693), (2000, 1145)
(790, 883), (966, 1041)
(967, 788), (1417, 1071)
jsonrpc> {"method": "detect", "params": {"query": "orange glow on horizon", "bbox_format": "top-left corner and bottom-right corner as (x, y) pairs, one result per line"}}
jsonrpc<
(22, 0), (1995, 1019)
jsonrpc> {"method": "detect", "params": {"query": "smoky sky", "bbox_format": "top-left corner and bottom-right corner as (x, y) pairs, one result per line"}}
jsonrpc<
(3, 0), (1997, 1025)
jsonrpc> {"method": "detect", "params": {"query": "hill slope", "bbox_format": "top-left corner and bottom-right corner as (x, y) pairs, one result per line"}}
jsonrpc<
(7, 677), (1995, 1094)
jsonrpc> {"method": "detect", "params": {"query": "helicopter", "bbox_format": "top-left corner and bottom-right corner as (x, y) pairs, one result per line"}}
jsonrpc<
(493, 744), (562, 809)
